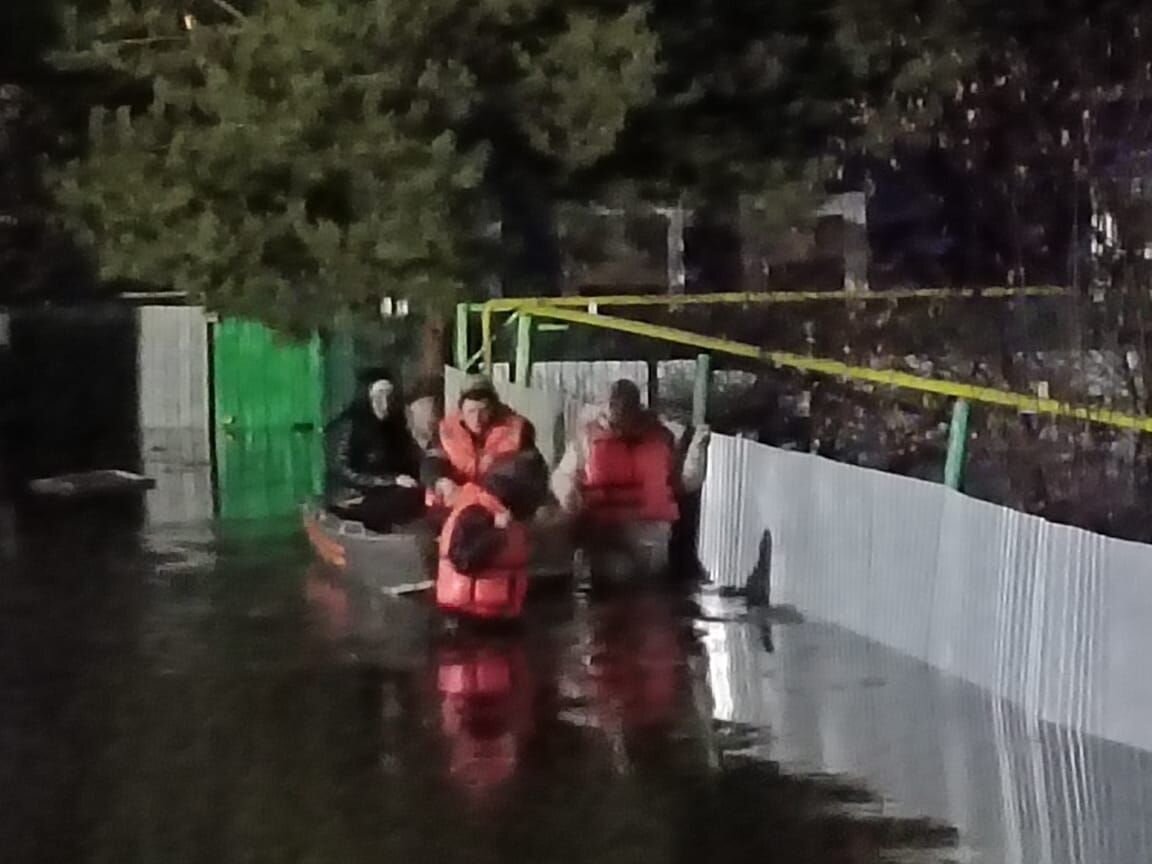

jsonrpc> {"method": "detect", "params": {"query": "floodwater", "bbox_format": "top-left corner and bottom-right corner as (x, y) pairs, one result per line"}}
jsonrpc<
(2, 484), (1151, 864)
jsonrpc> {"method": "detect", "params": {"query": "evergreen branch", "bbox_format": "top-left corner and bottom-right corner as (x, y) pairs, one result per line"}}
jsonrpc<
(206, 0), (246, 22)
(109, 36), (187, 47)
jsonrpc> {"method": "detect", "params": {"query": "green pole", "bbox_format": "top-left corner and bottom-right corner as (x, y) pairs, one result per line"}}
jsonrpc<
(454, 302), (469, 370)
(944, 398), (970, 490)
(692, 352), (711, 427)
(514, 313), (533, 385)
(481, 305), (494, 372)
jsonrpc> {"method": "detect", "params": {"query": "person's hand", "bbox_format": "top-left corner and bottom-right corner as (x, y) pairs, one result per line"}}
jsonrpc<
(435, 478), (459, 502)
(493, 511), (511, 529)
(693, 424), (712, 446)
(396, 474), (418, 489)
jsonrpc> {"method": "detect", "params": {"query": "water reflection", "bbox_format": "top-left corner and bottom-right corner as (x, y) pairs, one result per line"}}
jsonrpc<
(300, 564), (960, 862)
(434, 631), (534, 803)
(701, 593), (1152, 864)
(6, 504), (1149, 864)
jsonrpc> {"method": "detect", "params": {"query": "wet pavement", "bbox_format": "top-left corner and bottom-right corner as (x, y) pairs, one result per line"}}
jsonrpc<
(1, 494), (1150, 863)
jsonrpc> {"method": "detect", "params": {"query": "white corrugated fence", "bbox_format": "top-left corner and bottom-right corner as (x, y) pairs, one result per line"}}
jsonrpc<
(698, 434), (1152, 754)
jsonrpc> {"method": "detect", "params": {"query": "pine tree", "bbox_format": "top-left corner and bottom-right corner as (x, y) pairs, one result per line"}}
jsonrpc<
(576, 0), (969, 257)
(52, 0), (658, 335)
(0, 2), (100, 305)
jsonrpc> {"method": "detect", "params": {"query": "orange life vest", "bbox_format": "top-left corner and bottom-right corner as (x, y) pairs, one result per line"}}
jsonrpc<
(439, 411), (528, 484)
(436, 484), (530, 620)
(581, 422), (679, 524)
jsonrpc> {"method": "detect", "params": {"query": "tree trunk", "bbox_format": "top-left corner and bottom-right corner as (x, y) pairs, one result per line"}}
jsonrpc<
(419, 311), (447, 377)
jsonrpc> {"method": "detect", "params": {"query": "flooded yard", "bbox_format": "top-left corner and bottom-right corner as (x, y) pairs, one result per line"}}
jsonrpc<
(0, 472), (1145, 864)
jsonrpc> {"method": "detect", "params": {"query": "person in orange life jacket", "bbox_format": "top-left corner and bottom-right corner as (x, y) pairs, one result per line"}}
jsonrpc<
(421, 375), (541, 521)
(551, 379), (710, 581)
(435, 451), (547, 623)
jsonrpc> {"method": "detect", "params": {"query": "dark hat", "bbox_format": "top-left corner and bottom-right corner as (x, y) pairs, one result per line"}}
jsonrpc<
(408, 374), (444, 403)
(459, 373), (499, 404)
(609, 378), (642, 410)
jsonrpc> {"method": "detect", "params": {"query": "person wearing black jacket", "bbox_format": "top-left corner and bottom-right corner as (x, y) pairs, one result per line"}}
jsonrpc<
(328, 368), (425, 533)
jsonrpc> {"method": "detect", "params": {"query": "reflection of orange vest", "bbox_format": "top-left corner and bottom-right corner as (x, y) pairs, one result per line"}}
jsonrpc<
(304, 565), (350, 639)
(436, 485), (529, 620)
(440, 412), (527, 483)
(437, 639), (531, 798)
(582, 423), (678, 524)
(591, 597), (682, 730)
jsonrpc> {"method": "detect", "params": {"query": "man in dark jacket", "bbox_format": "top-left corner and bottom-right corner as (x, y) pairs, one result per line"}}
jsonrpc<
(329, 368), (425, 533)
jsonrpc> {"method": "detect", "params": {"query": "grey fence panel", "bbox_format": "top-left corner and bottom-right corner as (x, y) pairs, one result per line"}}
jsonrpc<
(1037, 526), (1107, 737)
(697, 434), (1152, 754)
(141, 428), (214, 526)
(530, 361), (650, 407)
(816, 458), (873, 634)
(138, 306), (211, 432)
(1101, 539), (1152, 751)
(931, 492), (1002, 692)
(697, 434), (751, 587)
(867, 472), (945, 660)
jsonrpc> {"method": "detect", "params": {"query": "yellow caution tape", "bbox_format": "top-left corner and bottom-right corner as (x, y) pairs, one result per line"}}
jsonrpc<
(473, 286), (1071, 369)
(519, 305), (1152, 434)
(470, 285), (1069, 313)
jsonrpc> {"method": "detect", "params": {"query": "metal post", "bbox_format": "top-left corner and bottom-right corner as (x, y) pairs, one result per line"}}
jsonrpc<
(944, 398), (970, 490)
(692, 352), (711, 427)
(514, 313), (533, 385)
(667, 201), (686, 295)
(481, 304), (494, 373)
(454, 302), (469, 370)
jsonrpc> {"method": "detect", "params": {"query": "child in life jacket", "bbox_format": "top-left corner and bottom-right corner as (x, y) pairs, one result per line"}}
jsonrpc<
(435, 452), (547, 623)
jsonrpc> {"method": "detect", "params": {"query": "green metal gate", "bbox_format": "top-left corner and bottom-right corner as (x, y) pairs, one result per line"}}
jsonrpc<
(214, 430), (325, 523)
(212, 320), (325, 521)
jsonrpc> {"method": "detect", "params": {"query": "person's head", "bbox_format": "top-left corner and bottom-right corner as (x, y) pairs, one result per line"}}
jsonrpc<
(407, 375), (444, 443)
(357, 367), (399, 420)
(481, 452), (545, 521)
(607, 379), (644, 435)
(459, 375), (500, 436)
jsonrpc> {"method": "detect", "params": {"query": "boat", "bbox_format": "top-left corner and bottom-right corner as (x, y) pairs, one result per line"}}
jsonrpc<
(302, 503), (436, 596)
(303, 502), (575, 594)
(28, 469), (156, 498)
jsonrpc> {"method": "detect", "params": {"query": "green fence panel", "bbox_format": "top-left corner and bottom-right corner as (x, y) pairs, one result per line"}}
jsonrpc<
(215, 428), (324, 522)
(213, 319), (324, 433)
(323, 325), (359, 426)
